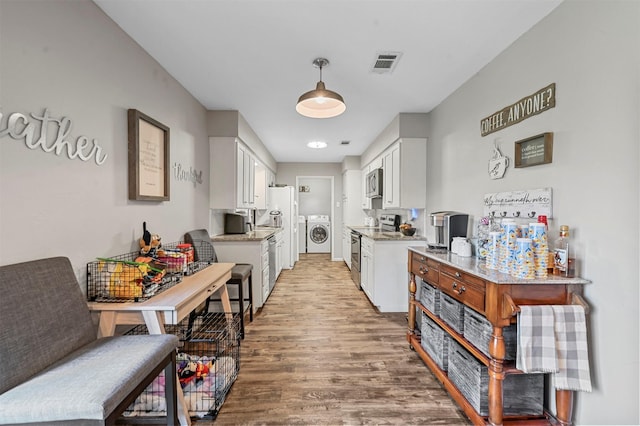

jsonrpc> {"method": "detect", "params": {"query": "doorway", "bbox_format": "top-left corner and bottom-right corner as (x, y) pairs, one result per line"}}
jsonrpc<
(295, 176), (335, 258)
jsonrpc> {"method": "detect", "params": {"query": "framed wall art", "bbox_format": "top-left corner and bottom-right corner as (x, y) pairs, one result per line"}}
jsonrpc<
(514, 132), (553, 168)
(128, 109), (170, 201)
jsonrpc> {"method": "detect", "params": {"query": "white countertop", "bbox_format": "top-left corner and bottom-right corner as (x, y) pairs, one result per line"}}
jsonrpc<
(409, 245), (590, 285)
(347, 225), (427, 242)
(211, 226), (282, 242)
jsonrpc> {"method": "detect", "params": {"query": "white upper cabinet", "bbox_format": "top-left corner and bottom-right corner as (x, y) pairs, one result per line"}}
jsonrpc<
(361, 164), (371, 209)
(210, 137), (259, 209)
(381, 138), (426, 209)
(382, 143), (400, 208)
(254, 161), (267, 210)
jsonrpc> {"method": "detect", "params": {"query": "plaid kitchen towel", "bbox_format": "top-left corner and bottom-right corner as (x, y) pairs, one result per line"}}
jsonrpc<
(551, 305), (592, 392)
(517, 305), (592, 393)
(517, 305), (557, 373)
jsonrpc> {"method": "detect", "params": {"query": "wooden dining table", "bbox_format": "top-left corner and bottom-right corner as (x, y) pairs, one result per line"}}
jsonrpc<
(87, 262), (235, 426)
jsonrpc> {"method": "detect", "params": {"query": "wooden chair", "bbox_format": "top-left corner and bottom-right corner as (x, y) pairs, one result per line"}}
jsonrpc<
(184, 229), (253, 338)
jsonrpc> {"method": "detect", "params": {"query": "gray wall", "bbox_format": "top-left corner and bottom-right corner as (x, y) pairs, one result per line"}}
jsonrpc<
(0, 0), (211, 280)
(276, 163), (343, 260)
(425, 1), (639, 423)
(298, 177), (332, 217)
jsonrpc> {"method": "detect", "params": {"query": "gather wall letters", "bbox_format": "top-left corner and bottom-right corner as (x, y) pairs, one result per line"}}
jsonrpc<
(0, 108), (108, 165)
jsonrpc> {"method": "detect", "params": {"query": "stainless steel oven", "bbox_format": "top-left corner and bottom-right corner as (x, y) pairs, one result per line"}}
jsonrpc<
(350, 231), (361, 289)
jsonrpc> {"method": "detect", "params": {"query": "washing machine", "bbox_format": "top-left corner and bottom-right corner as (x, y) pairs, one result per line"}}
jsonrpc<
(307, 215), (331, 253)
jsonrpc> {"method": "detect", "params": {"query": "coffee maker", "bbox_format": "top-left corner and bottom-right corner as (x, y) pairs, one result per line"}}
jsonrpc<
(429, 211), (469, 250)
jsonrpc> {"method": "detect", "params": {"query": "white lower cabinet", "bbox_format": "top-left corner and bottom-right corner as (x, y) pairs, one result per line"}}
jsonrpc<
(213, 239), (270, 311)
(360, 236), (416, 312)
(342, 226), (351, 269)
(361, 237), (374, 302)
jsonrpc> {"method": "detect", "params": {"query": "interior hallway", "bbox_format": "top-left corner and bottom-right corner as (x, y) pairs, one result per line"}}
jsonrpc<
(206, 253), (470, 425)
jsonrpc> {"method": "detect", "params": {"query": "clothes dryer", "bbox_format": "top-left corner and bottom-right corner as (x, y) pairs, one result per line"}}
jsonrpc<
(307, 215), (331, 253)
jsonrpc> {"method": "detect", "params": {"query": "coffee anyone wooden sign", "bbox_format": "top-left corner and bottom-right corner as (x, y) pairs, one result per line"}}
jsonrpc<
(480, 84), (556, 137)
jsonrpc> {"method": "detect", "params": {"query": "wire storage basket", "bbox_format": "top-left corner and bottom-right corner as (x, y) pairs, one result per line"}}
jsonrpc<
(122, 312), (241, 420)
(163, 240), (216, 276)
(85, 250), (183, 303)
(86, 241), (217, 303)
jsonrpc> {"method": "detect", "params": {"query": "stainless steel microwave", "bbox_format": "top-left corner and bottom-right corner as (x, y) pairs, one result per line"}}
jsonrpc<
(366, 168), (383, 198)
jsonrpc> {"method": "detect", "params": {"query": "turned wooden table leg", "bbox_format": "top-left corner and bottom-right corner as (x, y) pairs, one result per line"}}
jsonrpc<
(408, 272), (417, 339)
(488, 326), (506, 426)
(555, 389), (574, 425)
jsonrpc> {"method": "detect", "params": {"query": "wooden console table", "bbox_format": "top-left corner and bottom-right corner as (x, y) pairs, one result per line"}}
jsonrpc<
(87, 262), (234, 426)
(406, 247), (590, 426)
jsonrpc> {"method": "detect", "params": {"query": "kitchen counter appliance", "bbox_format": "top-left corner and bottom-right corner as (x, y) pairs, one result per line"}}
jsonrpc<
(224, 212), (249, 234)
(429, 211), (469, 250)
(365, 168), (383, 198)
(350, 231), (361, 289)
(268, 235), (276, 292)
(379, 214), (401, 232)
(269, 210), (283, 228)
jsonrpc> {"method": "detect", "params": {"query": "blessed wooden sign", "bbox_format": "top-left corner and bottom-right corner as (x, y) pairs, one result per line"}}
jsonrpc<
(480, 83), (556, 136)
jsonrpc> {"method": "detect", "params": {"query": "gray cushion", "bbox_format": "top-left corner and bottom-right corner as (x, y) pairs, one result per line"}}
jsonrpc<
(0, 257), (97, 395)
(231, 263), (253, 282)
(0, 334), (178, 423)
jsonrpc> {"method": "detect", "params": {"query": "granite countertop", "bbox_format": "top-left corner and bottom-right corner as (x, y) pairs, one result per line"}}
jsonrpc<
(347, 225), (427, 242)
(408, 245), (590, 285)
(211, 226), (282, 242)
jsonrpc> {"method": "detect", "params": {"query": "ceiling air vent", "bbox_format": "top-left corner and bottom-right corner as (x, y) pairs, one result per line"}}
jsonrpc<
(371, 52), (402, 74)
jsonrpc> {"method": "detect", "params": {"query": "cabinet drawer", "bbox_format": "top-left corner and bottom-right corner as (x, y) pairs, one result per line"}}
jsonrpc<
(439, 271), (485, 314)
(411, 253), (439, 284)
(440, 264), (484, 288)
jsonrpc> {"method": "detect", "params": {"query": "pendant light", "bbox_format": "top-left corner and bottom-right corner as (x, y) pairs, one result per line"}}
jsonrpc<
(296, 58), (346, 119)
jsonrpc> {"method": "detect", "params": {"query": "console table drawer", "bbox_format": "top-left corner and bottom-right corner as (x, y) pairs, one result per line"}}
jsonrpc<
(439, 272), (485, 314)
(411, 253), (439, 284)
(440, 264), (485, 288)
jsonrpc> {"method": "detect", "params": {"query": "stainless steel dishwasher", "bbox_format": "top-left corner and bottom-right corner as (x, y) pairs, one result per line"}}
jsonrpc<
(268, 236), (276, 292)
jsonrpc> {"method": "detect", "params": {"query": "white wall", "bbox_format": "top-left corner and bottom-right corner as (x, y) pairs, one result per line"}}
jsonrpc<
(425, 1), (639, 423)
(0, 0), (211, 282)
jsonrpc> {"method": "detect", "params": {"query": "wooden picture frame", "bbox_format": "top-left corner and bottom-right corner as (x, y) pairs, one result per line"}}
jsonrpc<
(128, 109), (170, 201)
(514, 132), (553, 168)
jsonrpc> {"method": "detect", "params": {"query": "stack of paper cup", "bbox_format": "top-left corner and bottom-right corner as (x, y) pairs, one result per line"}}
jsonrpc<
(517, 224), (529, 239)
(514, 238), (535, 279)
(529, 222), (549, 278)
(485, 231), (501, 270)
(499, 220), (517, 274)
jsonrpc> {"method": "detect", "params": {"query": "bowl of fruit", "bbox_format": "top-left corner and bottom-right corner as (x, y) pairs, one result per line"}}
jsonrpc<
(399, 223), (416, 236)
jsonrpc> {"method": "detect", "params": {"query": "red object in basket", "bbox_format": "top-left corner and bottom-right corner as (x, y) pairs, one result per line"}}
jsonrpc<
(176, 243), (194, 264)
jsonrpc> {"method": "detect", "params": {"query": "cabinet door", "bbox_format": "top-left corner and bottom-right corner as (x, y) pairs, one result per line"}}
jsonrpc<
(254, 162), (267, 209)
(361, 165), (371, 209)
(342, 227), (351, 269)
(243, 149), (255, 207)
(362, 247), (375, 302)
(383, 144), (400, 209)
(236, 144), (245, 208)
(361, 238), (375, 303)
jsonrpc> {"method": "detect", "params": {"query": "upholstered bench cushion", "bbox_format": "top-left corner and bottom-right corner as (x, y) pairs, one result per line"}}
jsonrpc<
(0, 334), (178, 424)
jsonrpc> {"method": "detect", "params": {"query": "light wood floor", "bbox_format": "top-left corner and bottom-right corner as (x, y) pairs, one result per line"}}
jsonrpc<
(202, 253), (470, 425)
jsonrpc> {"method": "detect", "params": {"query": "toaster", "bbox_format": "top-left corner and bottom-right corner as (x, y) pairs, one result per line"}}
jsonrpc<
(224, 213), (247, 234)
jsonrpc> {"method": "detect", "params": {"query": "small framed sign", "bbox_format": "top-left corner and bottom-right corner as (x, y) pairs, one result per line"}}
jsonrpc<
(514, 132), (553, 168)
(128, 109), (170, 201)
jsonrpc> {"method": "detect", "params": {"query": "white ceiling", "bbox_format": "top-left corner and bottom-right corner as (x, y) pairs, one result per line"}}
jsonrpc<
(94, 0), (562, 164)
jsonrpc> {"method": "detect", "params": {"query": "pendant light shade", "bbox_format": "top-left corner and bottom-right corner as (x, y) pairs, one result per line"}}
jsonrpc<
(296, 58), (346, 119)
